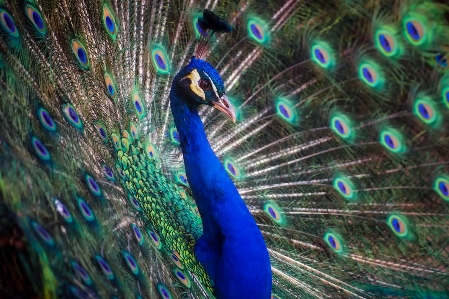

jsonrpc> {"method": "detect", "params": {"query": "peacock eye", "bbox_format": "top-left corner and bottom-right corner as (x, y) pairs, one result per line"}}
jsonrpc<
(199, 79), (211, 90)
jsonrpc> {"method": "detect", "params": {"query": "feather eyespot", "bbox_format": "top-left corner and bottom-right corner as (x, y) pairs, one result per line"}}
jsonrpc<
(247, 16), (269, 45)
(132, 224), (144, 244)
(54, 199), (73, 223)
(170, 251), (183, 268)
(170, 127), (180, 145)
(149, 230), (162, 249)
(151, 45), (170, 74)
(434, 175), (449, 201)
(31, 136), (51, 161)
(85, 174), (101, 196)
(95, 122), (108, 142)
(333, 176), (355, 200)
(71, 39), (89, 69)
(264, 201), (286, 225)
(404, 19), (425, 45)
(102, 4), (117, 38)
(103, 165), (115, 181)
(129, 196), (141, 211)
(174, 268), (191, 288)
(31, 221), (54, 246)
(111, 133), (121, 150)
(37, 108), (56, 132)
(0, 10), (18, 37)
(129, 122), (138, 140)
(330, 113), (354, 141)
(77, 197), (95, 222)
(122, 251), (139, 275)
(324, 232), (344, 253)
(95, 255), (114, 280)
(176, 172), (188, 186)
(380, 128), (406, 153)
(275, 98), (297, 124)
(224, 158), (243, 179)
(132, 91), (146, 118)
(25, 5), (46, 35)
(71, 261), (92, 285)
(387, 214), (409, 237)
(104, 73), (117, 101)
(401, 3), (443, 49)
(62, 104), (83, 130)
(358, 60), (384, 88)
(157, 284), (173, 299)
(311, 41), (335, 69)
(116, 164), (126, 180)
(413, 96), (440, 127)
(199, 78), (211, 90)
(375, 29), (402, 58)
(146, 142), (157, 159)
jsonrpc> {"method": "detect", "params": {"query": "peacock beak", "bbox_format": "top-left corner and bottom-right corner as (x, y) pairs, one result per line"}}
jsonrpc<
(212, 95), (236, 123)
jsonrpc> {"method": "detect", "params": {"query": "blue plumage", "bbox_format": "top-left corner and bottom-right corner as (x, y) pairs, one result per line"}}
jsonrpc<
(170, 58), (272, 298)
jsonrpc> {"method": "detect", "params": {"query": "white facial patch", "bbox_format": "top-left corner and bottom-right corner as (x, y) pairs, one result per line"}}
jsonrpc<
(184, 69), (205, 100)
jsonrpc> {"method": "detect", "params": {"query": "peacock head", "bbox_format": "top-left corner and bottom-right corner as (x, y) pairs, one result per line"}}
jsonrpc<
(175, 56), (235, 122)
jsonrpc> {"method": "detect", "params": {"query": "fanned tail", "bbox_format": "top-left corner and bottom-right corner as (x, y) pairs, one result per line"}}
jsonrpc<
(1, 0), (449, 298)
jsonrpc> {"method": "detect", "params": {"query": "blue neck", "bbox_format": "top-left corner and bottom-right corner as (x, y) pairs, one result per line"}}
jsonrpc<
(170, 83), (236, 199)
(169, 77), (272, 298)
(170, 88), (215, 162)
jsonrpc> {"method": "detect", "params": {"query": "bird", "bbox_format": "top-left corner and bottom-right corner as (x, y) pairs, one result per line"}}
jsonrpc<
(170, 53), (272, 298)
(0, 0), (449, 298)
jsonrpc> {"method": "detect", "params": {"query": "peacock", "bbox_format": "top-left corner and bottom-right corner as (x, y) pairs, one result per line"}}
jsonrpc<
(1, 0), (449, 298)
